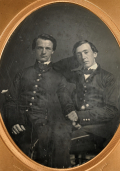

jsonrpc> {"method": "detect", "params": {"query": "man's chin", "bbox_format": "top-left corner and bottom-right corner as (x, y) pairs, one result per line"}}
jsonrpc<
(84, 65), (90, 69)
(37, 59), (47, 63)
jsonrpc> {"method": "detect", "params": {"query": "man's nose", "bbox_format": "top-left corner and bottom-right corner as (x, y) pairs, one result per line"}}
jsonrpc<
(42, 48), (46, 54)
(81, 53), (86, 60)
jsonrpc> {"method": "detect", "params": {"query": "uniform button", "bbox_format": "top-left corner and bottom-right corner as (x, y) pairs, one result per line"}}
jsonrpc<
(37, 79), (40, 81)
(45, 116), (47, 119)
(86, 119), (88, 121)
(29, 103), (32, 106)
(43, 123), (45, 126)
(31, 97), (34, 100)
(84, 94), (85, 96)
(84, 85), (86, 88)
(85, 90), (87, 92)
(33, 91), (36, 94)
(84, 100), (85, 102)
(86, 104), (89, 107)
(26, 109), (28, 112)
(42, 70), (45, 72)
(83, 119), (85, 121)
(35, 85), (38, 88)
(38, 74), (41, 76)
(81, 105), (85, 110)
(88, 119), (90, 121)
(86, 80), (88, 83)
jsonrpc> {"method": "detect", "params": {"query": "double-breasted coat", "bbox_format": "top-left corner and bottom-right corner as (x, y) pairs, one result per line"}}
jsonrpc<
(3, 61), (75, 168)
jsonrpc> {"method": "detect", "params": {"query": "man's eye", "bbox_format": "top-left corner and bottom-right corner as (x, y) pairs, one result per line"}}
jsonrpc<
(77, 53), (81, 56)
(46, 47), (51, 50)
(84, 51), (88, 54)
(37, 47), (43, 50)
(77, 53), (81, 57)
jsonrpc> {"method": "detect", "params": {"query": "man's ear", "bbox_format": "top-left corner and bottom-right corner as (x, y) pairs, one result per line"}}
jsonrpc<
(94, 52), (98, 58)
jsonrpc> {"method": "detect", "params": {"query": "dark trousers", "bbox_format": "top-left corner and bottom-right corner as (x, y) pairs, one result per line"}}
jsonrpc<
(10, 116), (119, 168)
(34, 122), (72, 168)
(52, 122), (72, 168)
(71, 115), (119, 154)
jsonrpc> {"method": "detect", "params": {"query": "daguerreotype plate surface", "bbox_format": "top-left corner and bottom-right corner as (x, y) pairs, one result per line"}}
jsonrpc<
(0, 0), (120, 170)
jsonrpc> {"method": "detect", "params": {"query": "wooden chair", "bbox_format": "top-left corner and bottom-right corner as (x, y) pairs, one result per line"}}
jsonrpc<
(70, 131), (105, 166)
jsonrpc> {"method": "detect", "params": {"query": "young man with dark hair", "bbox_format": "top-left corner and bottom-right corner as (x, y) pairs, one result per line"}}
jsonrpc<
(3, 34), (76, 168)
(66, 40), (119, 148)
(53, 40), (119, 157)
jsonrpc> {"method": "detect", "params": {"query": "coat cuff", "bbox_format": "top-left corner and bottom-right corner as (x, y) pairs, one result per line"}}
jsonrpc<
(77, 110), (98, 126)
(64, 103), (76, 115)
(3, 103), (26, 129)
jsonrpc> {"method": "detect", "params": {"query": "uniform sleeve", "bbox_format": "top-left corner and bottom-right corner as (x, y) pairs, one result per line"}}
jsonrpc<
(53, 57), (79, 83)
(57, 76), (76, 116)
(77, 74), (119, 126)
(3, 71), (26, 131)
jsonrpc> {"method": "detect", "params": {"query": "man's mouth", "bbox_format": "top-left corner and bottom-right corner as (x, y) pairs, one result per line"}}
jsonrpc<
(41, 56), (47, 58)
(83, 61), (89, 63)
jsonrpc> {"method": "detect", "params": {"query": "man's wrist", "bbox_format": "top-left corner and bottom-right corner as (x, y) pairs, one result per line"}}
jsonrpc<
(65, 110), (78, 122)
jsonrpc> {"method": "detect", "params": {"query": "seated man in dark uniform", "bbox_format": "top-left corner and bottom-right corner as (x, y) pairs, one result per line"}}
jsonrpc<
(3, 34), (77, 168)
(54, 40), (119, 155)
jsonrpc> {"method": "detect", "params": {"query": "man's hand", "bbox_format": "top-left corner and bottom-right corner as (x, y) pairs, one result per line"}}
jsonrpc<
(72, 121), (81, 129)
(12, 124), (26, 134)
(66, 111), (78, 122)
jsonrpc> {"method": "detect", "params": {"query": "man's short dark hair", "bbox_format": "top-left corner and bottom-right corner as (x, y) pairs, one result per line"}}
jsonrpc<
(72, 40), (98, 56)
(32, 34), (57, 51)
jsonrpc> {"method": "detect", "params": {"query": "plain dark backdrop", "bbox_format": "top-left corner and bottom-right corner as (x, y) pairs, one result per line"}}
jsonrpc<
(0, 2), (120, 108)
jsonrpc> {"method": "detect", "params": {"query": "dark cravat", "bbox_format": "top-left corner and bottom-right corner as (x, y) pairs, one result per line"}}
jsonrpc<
(83, 68), (94, 75)
(38, 62), (52, 69)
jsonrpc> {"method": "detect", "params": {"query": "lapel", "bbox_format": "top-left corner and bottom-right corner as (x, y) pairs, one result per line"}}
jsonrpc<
(85, 64), (101, 82)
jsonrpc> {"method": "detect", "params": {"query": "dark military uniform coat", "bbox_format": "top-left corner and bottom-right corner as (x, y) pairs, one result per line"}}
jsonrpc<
(3, 61), (75, 168)
(53, 60), (119, 144)
(69, 64), (119, 140)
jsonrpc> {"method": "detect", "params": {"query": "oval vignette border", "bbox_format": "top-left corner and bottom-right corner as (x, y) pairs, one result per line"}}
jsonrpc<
(0, 0), (120, 171)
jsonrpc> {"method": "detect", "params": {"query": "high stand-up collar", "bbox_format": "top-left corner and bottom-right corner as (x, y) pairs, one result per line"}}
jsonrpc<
(34, 60), (53, 73)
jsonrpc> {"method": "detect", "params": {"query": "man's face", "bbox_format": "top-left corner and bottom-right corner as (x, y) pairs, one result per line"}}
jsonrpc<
(35, 38), (54, 63)
(76, 43), (97, 68)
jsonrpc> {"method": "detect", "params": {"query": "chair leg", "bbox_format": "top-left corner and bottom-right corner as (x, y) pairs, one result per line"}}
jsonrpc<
(81, 152), (86, 164)
(75, 154), (79, 165)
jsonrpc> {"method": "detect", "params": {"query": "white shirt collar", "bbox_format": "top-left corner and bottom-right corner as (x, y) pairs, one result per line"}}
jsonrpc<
(84, 63), (98, 80)
(38, 60), (51, 65)
(87, 63), (98, 70)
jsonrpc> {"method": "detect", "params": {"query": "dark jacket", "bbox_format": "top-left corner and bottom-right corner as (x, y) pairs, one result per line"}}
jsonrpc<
(53, 61), (119, 139)
(3, 61), (75, 168)
(4, 61), (74, 128)
(71, 64), (118, 126)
